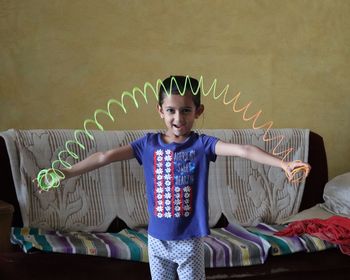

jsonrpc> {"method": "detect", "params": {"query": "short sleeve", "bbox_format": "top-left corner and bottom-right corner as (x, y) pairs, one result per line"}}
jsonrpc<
(199, 134), (219, 162)
(130, 134), (148, 165)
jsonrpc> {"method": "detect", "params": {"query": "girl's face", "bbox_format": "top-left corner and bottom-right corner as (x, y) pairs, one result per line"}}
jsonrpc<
(157, 92), (204, 143)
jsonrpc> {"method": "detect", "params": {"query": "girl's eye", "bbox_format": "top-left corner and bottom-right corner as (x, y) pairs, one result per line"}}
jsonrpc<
(166, 109), (175, 113)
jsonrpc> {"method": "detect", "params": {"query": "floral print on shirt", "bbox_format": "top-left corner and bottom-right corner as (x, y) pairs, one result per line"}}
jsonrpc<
(153, 149), (195, 218)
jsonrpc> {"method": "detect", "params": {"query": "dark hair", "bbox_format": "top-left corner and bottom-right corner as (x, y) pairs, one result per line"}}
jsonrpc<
(158, 75), (201, 108)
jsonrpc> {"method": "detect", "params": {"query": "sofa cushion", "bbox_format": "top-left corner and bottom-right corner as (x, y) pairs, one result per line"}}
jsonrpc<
(10, 223), (271, 268)
(213, 128), (309, 226)
(11, 222), (337, 269)
(279, 204), (334, 224)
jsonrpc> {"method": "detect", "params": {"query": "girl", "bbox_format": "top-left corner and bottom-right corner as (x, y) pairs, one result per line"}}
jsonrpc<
(38, 75), (310, 280)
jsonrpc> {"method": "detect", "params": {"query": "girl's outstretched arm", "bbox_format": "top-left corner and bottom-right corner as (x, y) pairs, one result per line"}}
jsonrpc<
(34, 145), (135, 191)
(215, 140), (311, 179)
(63, 144), (135, 180)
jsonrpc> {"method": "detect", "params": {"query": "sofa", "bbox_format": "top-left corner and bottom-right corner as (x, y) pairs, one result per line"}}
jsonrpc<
(0, 128), (349, 280)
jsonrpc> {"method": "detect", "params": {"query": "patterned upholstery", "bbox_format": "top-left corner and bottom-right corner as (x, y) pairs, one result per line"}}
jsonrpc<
(0, 128), (309, 232)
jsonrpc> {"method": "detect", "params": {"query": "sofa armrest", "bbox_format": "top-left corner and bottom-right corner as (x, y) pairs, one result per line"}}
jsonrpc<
(0, 200), (14, 252)
(299, 131), (328, 211)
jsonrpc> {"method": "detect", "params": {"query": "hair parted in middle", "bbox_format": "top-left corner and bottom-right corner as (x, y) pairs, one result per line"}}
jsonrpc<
(158, 76), (201, 108)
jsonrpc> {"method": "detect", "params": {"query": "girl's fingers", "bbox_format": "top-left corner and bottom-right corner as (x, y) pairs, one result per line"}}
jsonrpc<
(285, 161), (311, 183)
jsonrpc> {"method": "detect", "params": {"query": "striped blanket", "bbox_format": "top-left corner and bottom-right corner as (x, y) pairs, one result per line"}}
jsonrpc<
(11, 223), (336, 268)
(11, 227), (149, 262)
(204, 223), (270, 267)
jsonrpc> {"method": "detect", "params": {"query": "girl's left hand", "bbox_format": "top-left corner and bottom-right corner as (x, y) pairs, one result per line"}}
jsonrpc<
(283, 160), (311, 183)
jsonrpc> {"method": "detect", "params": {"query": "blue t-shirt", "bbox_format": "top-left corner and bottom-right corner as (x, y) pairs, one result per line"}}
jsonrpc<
(131, 132), (219, 240)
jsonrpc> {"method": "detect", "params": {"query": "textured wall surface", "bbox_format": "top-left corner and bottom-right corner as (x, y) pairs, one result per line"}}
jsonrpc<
(1, 0), (349, 178)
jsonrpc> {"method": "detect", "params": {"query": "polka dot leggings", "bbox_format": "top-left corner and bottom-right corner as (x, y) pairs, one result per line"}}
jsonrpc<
(148, 235), (205, 280)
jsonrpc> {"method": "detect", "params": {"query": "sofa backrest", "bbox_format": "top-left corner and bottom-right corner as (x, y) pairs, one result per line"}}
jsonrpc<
(0, 129), (328, 232)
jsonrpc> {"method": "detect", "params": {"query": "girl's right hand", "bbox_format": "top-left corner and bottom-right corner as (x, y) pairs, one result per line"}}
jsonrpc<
(33, 168), (65, 193)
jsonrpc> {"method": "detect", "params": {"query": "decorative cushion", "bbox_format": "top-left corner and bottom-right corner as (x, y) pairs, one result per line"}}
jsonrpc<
(320, 172), (350, 217)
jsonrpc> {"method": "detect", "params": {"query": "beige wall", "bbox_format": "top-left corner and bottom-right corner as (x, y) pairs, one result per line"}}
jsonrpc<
(1, 0), (349, 179)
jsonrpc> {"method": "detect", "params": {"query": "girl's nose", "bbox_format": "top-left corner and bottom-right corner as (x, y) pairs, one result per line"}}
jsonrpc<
(174, 111), (183, 122)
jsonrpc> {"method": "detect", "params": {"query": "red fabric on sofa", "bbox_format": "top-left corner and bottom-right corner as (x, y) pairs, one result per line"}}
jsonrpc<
(275, 216), (350, 255)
